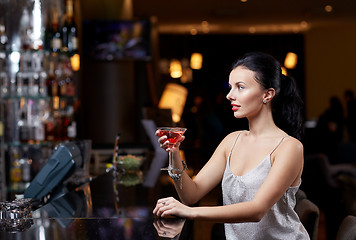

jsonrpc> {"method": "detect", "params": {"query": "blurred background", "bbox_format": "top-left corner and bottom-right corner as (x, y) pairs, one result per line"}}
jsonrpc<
(0, 0), (356, 239)
(79, 0), (356, 147)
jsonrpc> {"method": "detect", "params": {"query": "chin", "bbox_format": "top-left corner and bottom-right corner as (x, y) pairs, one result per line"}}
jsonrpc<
(234, 112), (245, 118)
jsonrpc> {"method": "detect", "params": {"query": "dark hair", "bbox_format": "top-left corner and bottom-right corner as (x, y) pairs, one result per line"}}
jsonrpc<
(232, 52), (304, 139)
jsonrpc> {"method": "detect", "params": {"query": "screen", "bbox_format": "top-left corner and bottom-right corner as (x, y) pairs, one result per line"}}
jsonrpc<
(82, 19), (152, 61)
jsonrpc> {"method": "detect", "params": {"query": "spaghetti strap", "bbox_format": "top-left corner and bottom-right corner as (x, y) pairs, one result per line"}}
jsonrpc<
(270, 136), (289, 155)
(227, 131), (243, 160)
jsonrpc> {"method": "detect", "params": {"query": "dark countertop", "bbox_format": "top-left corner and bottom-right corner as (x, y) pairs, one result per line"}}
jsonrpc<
(0, 170), (198, 240)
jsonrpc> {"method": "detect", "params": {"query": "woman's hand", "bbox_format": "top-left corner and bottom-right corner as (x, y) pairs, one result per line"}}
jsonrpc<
(153, 218), (186, 239)
(153, 197), (193, 219)
(155, 130), (185, 152)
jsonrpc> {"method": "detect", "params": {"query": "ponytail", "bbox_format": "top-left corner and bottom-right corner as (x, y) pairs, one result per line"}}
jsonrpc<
(272, 74), (304, 139)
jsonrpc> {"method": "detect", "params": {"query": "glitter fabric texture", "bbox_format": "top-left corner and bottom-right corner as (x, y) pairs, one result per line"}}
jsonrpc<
(221, 133), (310, 240)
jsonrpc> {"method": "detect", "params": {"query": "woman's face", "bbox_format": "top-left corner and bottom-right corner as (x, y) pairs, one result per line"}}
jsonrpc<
(226, 66), (265, 119)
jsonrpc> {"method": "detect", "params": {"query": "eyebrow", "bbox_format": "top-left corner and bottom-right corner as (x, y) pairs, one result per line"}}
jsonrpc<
(228, 81), (245, 86)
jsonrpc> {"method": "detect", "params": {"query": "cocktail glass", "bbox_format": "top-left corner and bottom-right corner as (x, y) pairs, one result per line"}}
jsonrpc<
(156, 127), (187, 171)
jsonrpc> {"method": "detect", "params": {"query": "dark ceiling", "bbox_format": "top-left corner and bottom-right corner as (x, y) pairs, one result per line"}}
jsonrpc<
(132, 0), (356, 34)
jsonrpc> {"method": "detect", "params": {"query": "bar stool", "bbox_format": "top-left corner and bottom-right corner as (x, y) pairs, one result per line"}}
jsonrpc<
(336, 215), (356, 240)
(295, 198), (320, 240)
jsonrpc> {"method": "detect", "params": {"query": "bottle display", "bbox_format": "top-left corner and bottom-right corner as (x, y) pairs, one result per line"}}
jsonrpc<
(0, 0), (80, 195)
(61, 0), (78, 54)
(9, 147), (32, 192)
(3, 52), (77, 144)
(0, 20), (8, 65)
(50, 9), (62, 53)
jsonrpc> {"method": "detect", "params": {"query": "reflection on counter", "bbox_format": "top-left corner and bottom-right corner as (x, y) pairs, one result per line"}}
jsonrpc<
(110, 154), (144, 187)
(153, 218), (186, 239)
(0, 168), (199, 239)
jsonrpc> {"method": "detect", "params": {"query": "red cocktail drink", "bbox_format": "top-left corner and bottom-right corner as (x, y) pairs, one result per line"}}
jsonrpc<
(157, 127), (186, 171)
(157, 129), (185, 146)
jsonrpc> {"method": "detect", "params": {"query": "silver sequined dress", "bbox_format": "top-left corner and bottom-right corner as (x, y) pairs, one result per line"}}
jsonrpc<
(222, 133), (310, 240)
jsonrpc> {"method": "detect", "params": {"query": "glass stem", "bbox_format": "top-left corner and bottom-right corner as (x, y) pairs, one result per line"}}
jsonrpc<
(169, 150), (173, 170)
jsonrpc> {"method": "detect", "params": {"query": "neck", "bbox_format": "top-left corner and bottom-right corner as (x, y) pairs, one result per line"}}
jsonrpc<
(247, 107), (281, 138)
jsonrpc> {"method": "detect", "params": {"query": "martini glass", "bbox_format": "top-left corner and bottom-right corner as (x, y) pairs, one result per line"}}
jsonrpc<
(157, 127), (187, 171)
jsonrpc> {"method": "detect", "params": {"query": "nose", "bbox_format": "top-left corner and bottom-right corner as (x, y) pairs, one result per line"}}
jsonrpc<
(226, 89), (233, 101)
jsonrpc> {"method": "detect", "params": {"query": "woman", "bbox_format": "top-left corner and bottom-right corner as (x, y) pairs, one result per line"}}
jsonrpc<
(153, 52), (309, 239)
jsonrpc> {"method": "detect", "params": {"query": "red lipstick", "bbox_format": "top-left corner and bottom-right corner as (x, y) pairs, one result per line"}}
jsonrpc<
(231, 104), (240, 111)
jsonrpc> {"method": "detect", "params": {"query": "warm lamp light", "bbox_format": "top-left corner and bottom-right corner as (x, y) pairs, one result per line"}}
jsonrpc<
(190, 53), (203, 70)
(70, 54), (80, 71)
(158, 83), (188, 123)
(284, 52), (297, 69)
(170, 59), (183, 78)
(281, 66), (287, 76)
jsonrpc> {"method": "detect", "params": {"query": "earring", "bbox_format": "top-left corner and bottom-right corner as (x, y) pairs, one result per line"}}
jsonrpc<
(263, 99), (267, 104)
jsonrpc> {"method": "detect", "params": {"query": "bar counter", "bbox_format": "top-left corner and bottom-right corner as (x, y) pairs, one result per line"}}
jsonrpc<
(0, 169), (198, 240)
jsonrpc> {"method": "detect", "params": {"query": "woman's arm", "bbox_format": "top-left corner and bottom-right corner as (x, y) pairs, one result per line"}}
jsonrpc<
(154, 137), (304, 222)
(157, 131), (239, 205)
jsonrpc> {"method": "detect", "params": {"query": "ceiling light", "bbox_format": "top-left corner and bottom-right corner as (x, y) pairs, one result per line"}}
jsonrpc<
(201, 21), (210, 33)
(300, 21), (309, 30)
(281, 67), (287, 76)
(70, 54), (80, 71)
(284, 52), (298, 69)
(170, 59), (183, 78)
(158, 83), (188, 123)
(201, 21), (209, 27)
(190, 53), (203, 70)
(190, 28), (198, 35)
(324, 5), (333, 13)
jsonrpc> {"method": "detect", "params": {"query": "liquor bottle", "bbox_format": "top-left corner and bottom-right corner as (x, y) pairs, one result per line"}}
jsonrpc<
(19, 157), (32, 191)
(53, 105), (62, 141)
(10, 150), (22, 191)
(18, 110), (29, 143)
(59, 102), (69, 140)
(63, 57), (75, 96)
(61, 0), (78, 54)
(44, 108), (55, 141)
(38, 71), (48, 97)
(16, 72), (25, 97)
(46, 61), (58, 97)
(22, 72), (29, 97)
(0, 20), (8, 65)
(57, 62), (67, 96)
(66, 75), (75, 96)
(43, 13), (52, 52)
(66, 105), (76, 140)
(50, 9), (62, 53)
(32, 52), (47, 97)
(55, 62), (64, 97)
(19, 51), (32, 73)
(0, 20), (8, 52)
(32, 100), (45, 142)
(32, 51), (43, 74)
(0, 71), (9, 97)
(20, 150), (32, 189)
(19, 9), (32, 51)
(28, 73), (39, 97)
(10, 147), (32, 191)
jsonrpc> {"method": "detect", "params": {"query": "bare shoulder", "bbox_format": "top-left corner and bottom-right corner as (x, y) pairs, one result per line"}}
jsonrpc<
(222, 131), (244, 145)
(283, 136), (303, 151)
(217, 131), (245, 153)
(276, 136), (304, 159)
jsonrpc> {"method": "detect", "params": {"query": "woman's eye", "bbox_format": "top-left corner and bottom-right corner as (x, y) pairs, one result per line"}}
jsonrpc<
(238, 85), (244, 90)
